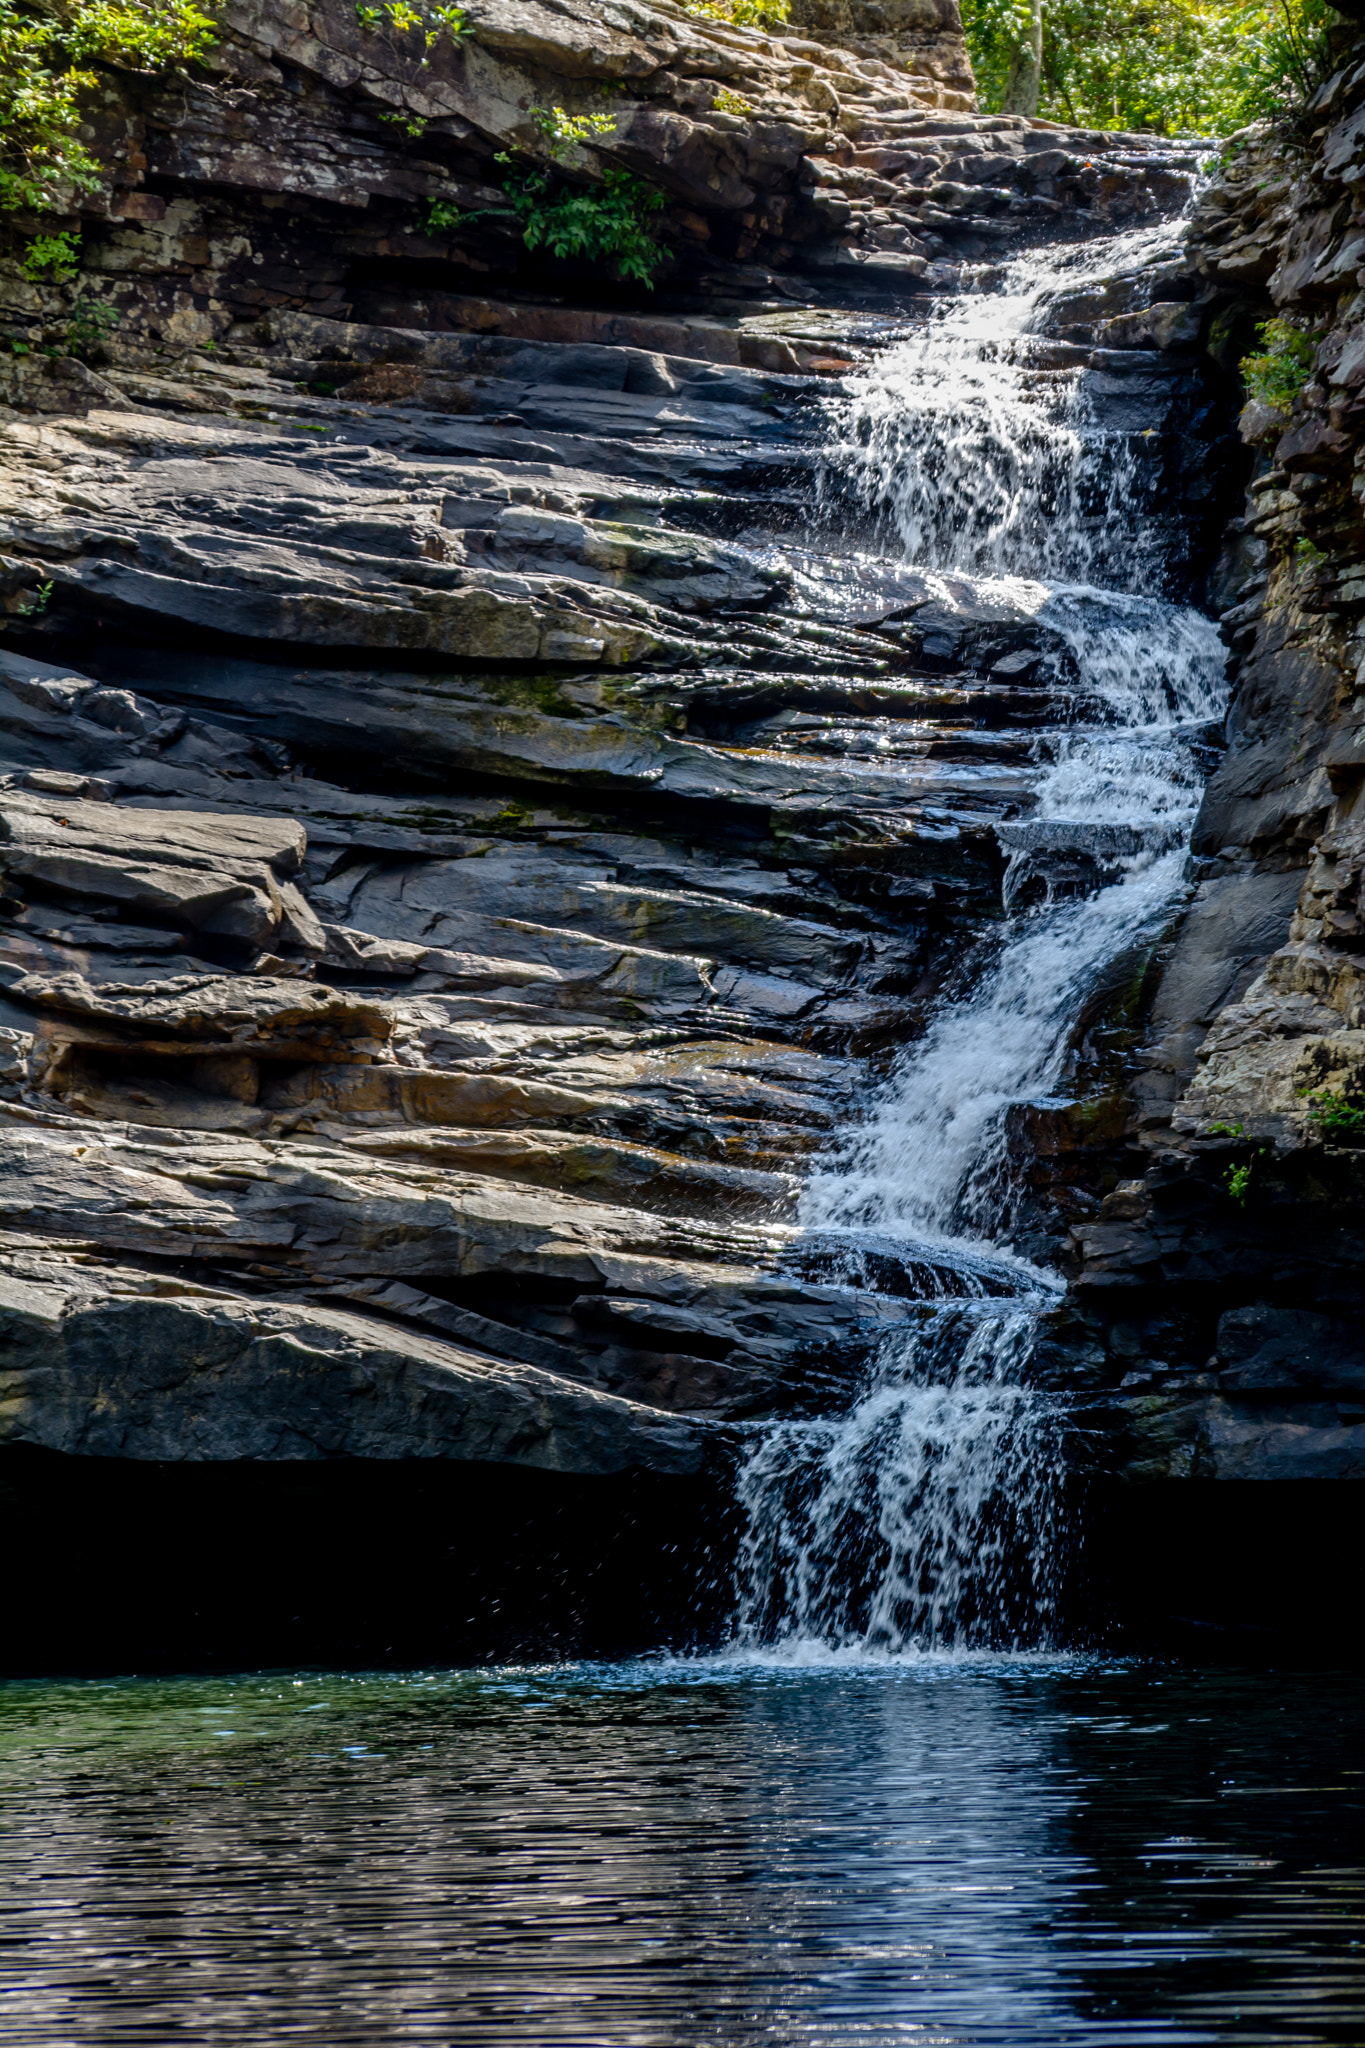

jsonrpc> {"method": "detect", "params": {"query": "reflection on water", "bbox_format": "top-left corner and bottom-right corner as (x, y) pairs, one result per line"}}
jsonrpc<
(0, 1659), (1360, 2044)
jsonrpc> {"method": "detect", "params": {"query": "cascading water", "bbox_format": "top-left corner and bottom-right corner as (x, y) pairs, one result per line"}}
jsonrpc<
(732, 228), (1228, 1657)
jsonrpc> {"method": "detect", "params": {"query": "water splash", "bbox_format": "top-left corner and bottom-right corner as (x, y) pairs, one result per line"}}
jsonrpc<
(734, 1305), (1063, 1652)
(731, 227), (1226, 1656)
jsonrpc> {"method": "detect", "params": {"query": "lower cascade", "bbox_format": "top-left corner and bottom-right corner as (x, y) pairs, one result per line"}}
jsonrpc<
(734, 1301), (1063, 1652)
(732, 228), (1227, 1654)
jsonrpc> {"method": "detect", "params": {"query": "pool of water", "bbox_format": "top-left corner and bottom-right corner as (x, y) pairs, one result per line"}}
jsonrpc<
(0, 1656), (1360, 2045)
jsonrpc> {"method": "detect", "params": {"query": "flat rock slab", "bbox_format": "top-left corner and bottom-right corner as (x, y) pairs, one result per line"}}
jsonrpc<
(0, 1245), (713, 1474)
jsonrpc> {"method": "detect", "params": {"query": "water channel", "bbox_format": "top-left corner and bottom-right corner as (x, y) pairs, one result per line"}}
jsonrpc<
(737, 226), (1224, 1654)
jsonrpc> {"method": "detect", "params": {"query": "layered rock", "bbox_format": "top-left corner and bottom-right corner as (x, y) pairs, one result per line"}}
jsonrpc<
(0, 0), (1198, 371)
(1060, 61), (1365, 1511)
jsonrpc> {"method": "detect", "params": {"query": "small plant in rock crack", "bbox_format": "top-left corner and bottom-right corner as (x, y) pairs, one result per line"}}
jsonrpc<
(685, 0), (789, 23)
(1241, 318), (1316, 415)
(1299, 1086), (1365, 1133)
(1295, 536), (1326, 572)
(420, 196), (506, 236)
(531, 105), (619, 160)
(711, 87), (752, 115)
(424, 198), (462, 232)
(1205, 1124), (1269, 1206)
(16, 580), (52, 617)
(356, 0), (471, 57)
(64, 295), (118, 361)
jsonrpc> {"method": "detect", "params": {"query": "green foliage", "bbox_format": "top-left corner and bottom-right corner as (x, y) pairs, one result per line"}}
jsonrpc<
(64, 293), (117, 358)
(960, 0), (1337, 135)
(1225, 1158), (1254, 1204)
(481, 100), (668, 287)
(16, 578), (52, 616)
(420, 195), (505, 236)
(380, 109), (428, 138)
(712, 87), (752, 114)
(1300, 1087), (1365, 1131)
(503, 164), (668, 287)
(532, 105), (618, 159)
(12, 224), (120, 360)
(0, 0), (215, 212)
(1241, 317), (1316, 412)
(684, 0), (788, 22)
(23, 228), (79, 280)
(428, 4), (471, 42)
(356, 0), (472, 56)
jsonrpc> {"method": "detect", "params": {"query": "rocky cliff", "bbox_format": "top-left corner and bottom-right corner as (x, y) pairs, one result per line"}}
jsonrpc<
(0, 0), (1226, 1661)
(1043, 52), (1365, 1650)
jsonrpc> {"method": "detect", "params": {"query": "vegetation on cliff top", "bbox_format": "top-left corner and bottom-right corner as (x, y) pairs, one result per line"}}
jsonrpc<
(962, 0), (1338, 134)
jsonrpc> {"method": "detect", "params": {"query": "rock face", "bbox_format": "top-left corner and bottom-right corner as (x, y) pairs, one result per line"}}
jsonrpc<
(0, 0), (1251, 1660)
(1056, 54), (1365, 1532)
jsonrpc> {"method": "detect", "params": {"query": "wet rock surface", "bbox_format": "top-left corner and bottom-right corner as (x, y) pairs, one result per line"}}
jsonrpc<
(0, 0), (1215, 1484)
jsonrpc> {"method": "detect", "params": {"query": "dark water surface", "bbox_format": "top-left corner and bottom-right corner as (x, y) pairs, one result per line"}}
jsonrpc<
(0, 1658), (1360, 2045)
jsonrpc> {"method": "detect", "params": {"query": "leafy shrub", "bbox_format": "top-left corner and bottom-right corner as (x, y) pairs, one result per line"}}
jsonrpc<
(712, 87), (752, 114)
(23, 228), (80, 281)
(0, 0), (215, 213)
(532, 106), (618, 158)
(504, 164), (669, 287)
(961, 0), (1337, 135)
(1241, 317), (1315, 414)
(487, 105), (668, 287)
(1225, 1159), (1254, 1204)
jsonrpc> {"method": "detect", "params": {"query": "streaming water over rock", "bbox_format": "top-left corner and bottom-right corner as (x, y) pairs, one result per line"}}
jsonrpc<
(734, 231), (1228, 1655)
(825, 224), (1190, 591)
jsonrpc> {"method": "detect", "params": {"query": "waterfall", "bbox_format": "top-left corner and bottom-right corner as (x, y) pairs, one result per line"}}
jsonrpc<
(731, 229), (1228, 1657)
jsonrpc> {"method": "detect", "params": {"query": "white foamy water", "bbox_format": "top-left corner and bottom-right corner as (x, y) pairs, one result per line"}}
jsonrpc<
(824, 223), (1186, 590)
(735, 1304), (1063, 1653)
(733, 228), (1227, 1655)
